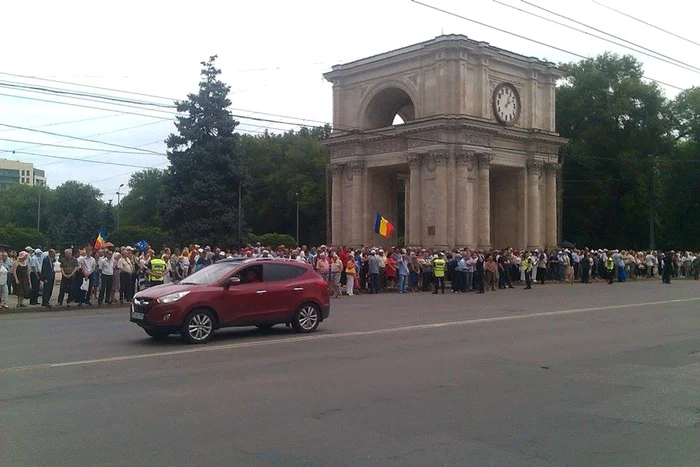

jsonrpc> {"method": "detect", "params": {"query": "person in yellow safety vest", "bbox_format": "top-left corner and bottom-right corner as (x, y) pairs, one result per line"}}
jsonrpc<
(147, 255), (167, 288)
(432, 252), (447, 295)
(522, 252), (533, 290)
(605, 256), (614, 284)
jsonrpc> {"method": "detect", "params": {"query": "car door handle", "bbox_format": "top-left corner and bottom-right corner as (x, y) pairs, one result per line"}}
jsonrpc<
(293, 287), (304, 291)
(256, 290), (267, 294)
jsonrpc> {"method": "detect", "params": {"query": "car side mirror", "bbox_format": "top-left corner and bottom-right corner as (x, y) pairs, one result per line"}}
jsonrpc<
(227, 277), (241, 287)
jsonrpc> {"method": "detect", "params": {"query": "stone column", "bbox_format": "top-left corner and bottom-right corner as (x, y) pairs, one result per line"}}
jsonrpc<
(433, 151), (450, 248)
(526, 160), (542, 250)
(404, 176), (410, 245)
(330, 164), (344, 246)
(545, 163), (559, 249)
(455, 151), (474, 247)
(349, 162), (364, 247)
(466, 159), (477, 248)
(477, 153), (492, 250)
(407, 154), (423, 247)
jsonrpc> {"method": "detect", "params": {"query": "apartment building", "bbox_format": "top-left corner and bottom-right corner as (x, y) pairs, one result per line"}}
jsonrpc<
(0, 159), (47, 190)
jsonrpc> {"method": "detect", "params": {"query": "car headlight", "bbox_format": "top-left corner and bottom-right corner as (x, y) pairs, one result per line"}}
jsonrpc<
(157, 291), (191, 304)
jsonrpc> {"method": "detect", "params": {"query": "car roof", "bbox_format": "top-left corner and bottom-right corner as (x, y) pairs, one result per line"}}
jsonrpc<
(219, 257), (311, 267)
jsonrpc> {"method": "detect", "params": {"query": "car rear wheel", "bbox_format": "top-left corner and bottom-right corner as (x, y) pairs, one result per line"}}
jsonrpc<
(255, 324), (275, 330)
(292, 303), (320, 333)
(181, 309), (215, 344)
(144, 329), (171, 340)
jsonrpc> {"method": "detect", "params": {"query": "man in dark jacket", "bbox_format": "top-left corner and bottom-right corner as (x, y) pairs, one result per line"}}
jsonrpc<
(41, 249), (56, 309)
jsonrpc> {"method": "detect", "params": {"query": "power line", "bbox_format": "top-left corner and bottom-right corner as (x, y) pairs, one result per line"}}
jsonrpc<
(0, 90), (310, 133)
(0, 92), (180, 120)
(0, 113), (124, 133)
(0, 71), (175, 102)
(0, 149), (155, 168)
(0, 122), (169, 155)
(410, 0), (687, 92)
(0, 86), (181, 117)
(0, 80), (175, 108)
(36, 139), (166, 168)
(590, 0), (700, 49)
(85, 161), (171, 186)
(521, 1), (700, 73)
(492, 0), (700, 77)
(0, 137), (168, 156)
(12, 120), (170, 154)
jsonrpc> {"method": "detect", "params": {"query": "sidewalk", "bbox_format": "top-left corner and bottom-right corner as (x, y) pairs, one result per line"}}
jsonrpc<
(1, 280), (126, 314)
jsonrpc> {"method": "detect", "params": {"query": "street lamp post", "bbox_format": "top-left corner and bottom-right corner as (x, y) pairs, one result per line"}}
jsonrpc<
(116, 183), (124, 231)
(295, 192), (300, 246)
(37, 185), (41, 231)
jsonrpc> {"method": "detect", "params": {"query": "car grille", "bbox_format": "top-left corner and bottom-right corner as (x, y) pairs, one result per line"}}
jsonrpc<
(132, 297), (152, 314)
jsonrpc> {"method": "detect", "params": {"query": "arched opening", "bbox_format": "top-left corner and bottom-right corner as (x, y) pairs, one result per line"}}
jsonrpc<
(364, 87), (416, 130)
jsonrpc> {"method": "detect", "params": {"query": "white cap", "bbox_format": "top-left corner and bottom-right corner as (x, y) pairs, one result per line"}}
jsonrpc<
(35, 248), (42, 254)
(198, 248), (203, 253)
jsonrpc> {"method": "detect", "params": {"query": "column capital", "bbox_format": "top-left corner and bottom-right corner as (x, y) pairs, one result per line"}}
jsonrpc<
(526, 159), (543, 176)
(348, 161), (365, 176)
(476, 153), (492, 169)
(456, 151), (476, 171)
(407, 153), (423, 169)
(544, 162), (561, 176)
(329, 163), (344, 176)
(431, 151), (450, 166)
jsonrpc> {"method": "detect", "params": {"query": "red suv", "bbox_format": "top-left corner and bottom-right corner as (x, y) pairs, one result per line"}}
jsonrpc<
(130, 258), (330, 344)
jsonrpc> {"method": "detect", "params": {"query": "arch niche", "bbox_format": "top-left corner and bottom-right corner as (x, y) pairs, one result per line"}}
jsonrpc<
(361, 85), (417, 130)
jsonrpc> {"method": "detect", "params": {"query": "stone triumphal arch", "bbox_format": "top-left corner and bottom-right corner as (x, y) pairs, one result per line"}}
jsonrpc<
(323, 35), (568, 250)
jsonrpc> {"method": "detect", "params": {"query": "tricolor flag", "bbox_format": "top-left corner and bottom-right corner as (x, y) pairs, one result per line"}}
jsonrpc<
(374, 213), (395, 238)
(94, 228), (107, 249)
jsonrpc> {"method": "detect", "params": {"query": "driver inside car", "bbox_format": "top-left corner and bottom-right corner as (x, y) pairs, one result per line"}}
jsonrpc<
(239, 267), (261, 284)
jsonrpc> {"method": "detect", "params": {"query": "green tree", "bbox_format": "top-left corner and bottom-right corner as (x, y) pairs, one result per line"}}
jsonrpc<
(660, 87), (700, 249)
(109, 225), (171, 252)
(0, 184), (46, 231)
(119, 168), (166, 227)
(46, 181), (105, 248)
(162, 56), (244, 247)
(239, 126), (330, 246)
(556, 53), (672, 248)
(0, 223), (48, 251)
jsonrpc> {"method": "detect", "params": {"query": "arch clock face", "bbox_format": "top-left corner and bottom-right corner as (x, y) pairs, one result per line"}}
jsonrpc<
(492, 83), (521, 125)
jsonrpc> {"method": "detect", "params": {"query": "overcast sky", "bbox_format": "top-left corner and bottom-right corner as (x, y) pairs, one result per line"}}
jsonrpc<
(0, 0), (697, 201)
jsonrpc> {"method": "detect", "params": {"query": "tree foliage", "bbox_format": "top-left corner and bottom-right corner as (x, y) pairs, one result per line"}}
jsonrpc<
(161, 56), (245, 247)
(239, 126), (330, 246)
(119, 168), (166, 227)
(556, 53), (674, 249)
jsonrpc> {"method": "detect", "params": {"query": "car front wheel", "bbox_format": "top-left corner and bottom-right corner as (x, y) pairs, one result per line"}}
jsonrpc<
(292, 303), (320, 333)
(181, 309), (215, 344)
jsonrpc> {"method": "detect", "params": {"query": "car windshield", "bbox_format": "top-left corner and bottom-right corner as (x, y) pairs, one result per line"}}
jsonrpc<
(179, 261), (242, 285)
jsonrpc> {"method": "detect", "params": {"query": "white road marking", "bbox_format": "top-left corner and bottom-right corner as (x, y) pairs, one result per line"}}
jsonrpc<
(2, 297), (699, 373)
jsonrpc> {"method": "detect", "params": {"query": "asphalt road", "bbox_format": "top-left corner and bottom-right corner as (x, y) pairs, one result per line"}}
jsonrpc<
(2, 279), (700, 466)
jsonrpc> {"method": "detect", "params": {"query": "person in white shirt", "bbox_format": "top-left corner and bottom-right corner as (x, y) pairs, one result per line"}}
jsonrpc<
(75, 249), (94, 305)
(98, 251), (114, 305)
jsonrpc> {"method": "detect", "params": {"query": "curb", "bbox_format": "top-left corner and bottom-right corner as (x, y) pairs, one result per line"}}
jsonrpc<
(0, 303), (127, 315)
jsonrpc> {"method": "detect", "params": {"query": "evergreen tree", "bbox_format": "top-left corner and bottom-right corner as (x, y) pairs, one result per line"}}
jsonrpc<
(162, 56), (244, 247)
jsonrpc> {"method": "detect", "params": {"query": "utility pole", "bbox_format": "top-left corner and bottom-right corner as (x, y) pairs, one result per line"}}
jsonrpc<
(238, 182), (242, 247)
(37, 185), (41, 231)
(648, 154), (656, 250)
(116, 183), (124, 231)
(295, 192), (300, 246)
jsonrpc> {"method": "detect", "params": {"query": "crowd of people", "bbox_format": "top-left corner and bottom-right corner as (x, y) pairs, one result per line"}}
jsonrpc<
(1, 242), (698, 309)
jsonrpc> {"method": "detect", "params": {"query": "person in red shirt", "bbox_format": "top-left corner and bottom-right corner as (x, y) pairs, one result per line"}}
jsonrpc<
(385, 254), (397, 289)
(338, 247), (349, 289)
